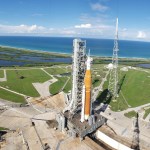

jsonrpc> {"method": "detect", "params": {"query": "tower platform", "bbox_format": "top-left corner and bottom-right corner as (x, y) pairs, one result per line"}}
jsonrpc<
(64, 111), (107, 139)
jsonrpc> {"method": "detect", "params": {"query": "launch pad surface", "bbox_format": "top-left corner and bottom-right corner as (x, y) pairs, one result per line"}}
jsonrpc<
(64, 111), (106, 139)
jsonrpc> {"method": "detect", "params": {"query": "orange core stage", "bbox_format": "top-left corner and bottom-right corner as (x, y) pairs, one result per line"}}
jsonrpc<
(84, 69), (92, 120)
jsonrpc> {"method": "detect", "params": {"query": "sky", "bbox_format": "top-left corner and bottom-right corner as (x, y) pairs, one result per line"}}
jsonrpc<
(0, 0), (150, 41)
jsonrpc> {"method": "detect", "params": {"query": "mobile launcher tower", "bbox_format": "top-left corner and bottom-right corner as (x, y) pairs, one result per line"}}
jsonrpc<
(57, 39), (106, 140)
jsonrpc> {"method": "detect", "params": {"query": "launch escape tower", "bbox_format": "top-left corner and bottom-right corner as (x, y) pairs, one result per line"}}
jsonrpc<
(68, 39), (86, 114)
(108, 18), (119, 98)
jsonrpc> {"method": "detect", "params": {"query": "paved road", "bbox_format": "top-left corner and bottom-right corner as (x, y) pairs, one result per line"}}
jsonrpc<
(32, 78), (57, 97)
(0, 86), (27, 97)
(120, 103), (150, 114)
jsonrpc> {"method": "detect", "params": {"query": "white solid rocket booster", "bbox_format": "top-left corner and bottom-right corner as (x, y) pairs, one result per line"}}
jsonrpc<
(81, 85), (85, 122)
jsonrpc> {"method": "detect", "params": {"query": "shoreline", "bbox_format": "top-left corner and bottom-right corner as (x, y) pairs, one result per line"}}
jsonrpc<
(0, 45), (72, 57)
(0, 44), (150, 61)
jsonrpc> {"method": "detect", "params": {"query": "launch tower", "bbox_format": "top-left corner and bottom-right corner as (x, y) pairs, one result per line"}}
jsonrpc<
(68, 39), (86, 114)
(61, 39), (106, 140)
(108, 18), (119, 98)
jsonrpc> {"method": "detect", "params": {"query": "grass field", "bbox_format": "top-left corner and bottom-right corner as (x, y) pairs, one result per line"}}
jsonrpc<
(97, 67), (150, 111)
(92, 64), (107, 88)
(0, 88), (25, 103)
(48, 64), (107, 94)
(0, 127), (9, 131)
(119, 69), (150, 107)
(63, 77), (72, 93)
(0, 62), (149, 110)
(124, 110), (137, 118)
(50, 76), (68, 95)
(92, 78), (101, 88)
(44, 67), (70, 75)
(0, 69), (51, 97)
(0, 70), (4, 78)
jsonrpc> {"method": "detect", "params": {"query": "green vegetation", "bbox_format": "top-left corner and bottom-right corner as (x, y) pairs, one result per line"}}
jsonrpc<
(63, 77), (72, 93)
(93, 57), (150, 66)
(0, 88), (25, 103)
(50, 77), (68, 95)
(0, 70), (4, 78)
(124, 111), (137, 118)
(0, 46), (70, 59)
(92, 64), (107, 88)
(0, 46), (70, 67)
(0, 46), (149, 111)
(0, 127), (8, 131)
(48, 64), (108, 94)
(92, 78), (101, 88)
(96, 66), (150, 111)
(0, 46), (149, 68)
(0, 69), (51, 97)
(143, 108), (150, 119)
(119, 70), (150, 107)
(44, 67), (69, 75)
(110, 93), (129, 111)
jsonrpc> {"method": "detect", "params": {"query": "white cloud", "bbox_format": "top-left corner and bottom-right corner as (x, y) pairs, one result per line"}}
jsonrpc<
(0, 23), (150, 41)
(137, 31), (146, 39)
(60, 29), (76, 35)
(75, 24), (92, 28)
(118, 28), (150, 41)
(0, 24), (46, 33)
(0, 23), (114, 38)
(90, 3), (108, 12)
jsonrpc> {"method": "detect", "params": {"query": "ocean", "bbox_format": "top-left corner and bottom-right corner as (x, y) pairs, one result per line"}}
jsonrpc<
(0, 36), (150, 59)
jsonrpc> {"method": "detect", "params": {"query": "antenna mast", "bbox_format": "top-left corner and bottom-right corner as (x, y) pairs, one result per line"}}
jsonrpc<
(108, 18), (119, 98)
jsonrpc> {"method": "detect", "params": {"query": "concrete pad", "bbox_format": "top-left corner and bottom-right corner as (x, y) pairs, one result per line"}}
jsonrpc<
(1, 131), (27, 150)
(0, 70), (7, 82)
(23, 126), (43, 150)
(0, 109), (31, 130)
(32, 111), (56, 120)
(32, 78), (57, 98)
(29, 92), (66, 113)
(59, 137), (95, 150)
(34, 120), (65, 150)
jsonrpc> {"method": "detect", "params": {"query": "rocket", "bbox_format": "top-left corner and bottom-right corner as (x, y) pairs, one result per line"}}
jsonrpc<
(81, 50), (92, 122)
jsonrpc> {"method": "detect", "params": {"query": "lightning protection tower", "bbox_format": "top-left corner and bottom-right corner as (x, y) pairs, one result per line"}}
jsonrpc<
(67, 39), (86, 114)
(108, 18), (119, 98)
